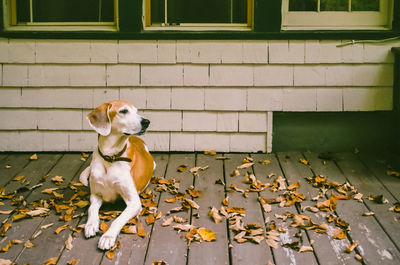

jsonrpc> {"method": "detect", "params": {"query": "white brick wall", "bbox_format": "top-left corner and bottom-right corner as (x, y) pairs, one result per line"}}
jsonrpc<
(0, 38), (398, 152)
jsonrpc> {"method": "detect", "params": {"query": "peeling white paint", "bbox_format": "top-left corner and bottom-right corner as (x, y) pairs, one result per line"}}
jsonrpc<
(378, 249), (393, 260)
(359, 223), (393, 260)
(280, 231), (297, 265)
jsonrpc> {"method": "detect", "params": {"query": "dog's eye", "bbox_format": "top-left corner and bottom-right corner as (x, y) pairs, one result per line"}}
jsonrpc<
(119, 109), (129, 114)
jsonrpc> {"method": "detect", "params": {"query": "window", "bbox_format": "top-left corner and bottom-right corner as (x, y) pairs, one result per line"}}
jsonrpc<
(144, 0), (253, 30)
(4, 0), (118, 30)
(282, 0), (393, 30)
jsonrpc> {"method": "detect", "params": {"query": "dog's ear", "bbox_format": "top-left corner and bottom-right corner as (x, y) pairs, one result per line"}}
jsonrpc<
(87, 103), (112, 136)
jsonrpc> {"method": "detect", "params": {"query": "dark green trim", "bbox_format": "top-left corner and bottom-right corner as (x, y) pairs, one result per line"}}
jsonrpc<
(0, 0), (399, 40)
(393, 47), (400, 113)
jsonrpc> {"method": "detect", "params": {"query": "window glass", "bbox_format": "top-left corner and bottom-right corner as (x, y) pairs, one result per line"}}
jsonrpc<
(320, 0), (348, 11)
(352, 0), (379, 11)
(289, 0), (318, 11)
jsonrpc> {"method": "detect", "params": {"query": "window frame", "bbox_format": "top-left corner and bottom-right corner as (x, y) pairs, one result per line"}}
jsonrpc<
(281, 0), (394, 31)
(3, 0), (120, 31)
(142, 0), (254, 31)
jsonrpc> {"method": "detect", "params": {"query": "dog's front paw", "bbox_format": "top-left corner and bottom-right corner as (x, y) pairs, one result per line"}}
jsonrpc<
(79, 166), (90, 186)
(98, 233), (117, 250)
(85, 221), (99, 238)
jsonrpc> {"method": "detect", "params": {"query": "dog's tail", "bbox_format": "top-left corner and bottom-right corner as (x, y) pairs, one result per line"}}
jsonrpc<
(79, 166), (90, 186)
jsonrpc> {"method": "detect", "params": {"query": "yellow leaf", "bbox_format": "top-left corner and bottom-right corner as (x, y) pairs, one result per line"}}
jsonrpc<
(0, 241), (12, 252)
(24, 240), (35, 248)
(137, 221), (146, 238)
(51, 176), (63, 183)
(152, 260), (168, 265)
(43, 257), (58, 265)
(12, 213), (27, 222)
(41, 187), (59, 194)
(13, 175), (25, 181)
(197, 227), (216, 242)
(208, 207), (223, 224)
(81, 152), (89, 158)
(55, 224), (69, 234)
(345, 241), (359, 253)
(67, 258), (78, 265)
(30, 154), (38, 160)
(74, 200), (89, 208)
(386, 170), (400, 177)
(5, 165), (12, 169)
(100, 220), (108, 233)
(121, 225), (137, 234)
(204, 150), (217, 156)
(177, 165), (187, 172)
(299, 158), (309, 165)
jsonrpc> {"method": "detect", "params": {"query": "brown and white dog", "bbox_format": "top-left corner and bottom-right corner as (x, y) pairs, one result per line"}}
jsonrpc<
(79, 100), (155, 250)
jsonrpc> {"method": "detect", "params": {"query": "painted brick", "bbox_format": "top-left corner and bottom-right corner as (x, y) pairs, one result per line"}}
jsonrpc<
(190, 41), (224, 63)
(170, 132), (195, 151)
(8, 39), (35, 63)
(90, 40), (118, 63)
(3, 64), (28, 86)
(43, 131), (69, 151)
(143, 111), (182, 131)
(93, 88), (120, 107)
(139, 132), (170, 152)
(254, 65), (293, 86)
(247, 88), (283, 111)
(0, 88), (22, 107)
(293, 66), (325, 86)
(69, 132), (97, 151)
(230, 134), (266, 152)
(146, 88), (171, 109)
(319, 41), (342, 63)
(364, 43), (395, 63)
(243, 41), (268, 64)
(375, 87), (393, 111)
(37, 109), (82, 130)
(141, 64), (183, 86)
(316, 88), (343, 111)
(119, 41), (158, 63)
(183, 111), (217, 131)
(205, 88), (246, 111)
(171, 88), (204, 110)
(0, 39), (9, 62)
(239, 112), (267, 132)
(220, 41), (243, 64)
(195, 133), (230, 152)
(352, 64), (393, 86)
(0, 109), (37, 129)
(106, 64), (140, 86)
(341, 41), (364, 63)
(209, 65), (253, 86)
(325, 65), (353, 86)
(183, 64), (209, 86)
(36, 40), (91, 63)
(120, 88), (147, 109)
(217, 112), (238, 132)
(157, 41), (176, 63)
(28, 65), (69, 87)
(176, 41), (191, 63)
(343, 88), (376, 111)
(305, 40), (320, 63)
(69, 65), (106, 87)
(22, 88), (93, 108)
(283, 88), (317, 111)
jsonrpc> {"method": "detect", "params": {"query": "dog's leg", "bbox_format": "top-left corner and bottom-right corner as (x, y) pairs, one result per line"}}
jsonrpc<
(79, 166), (90, 186)
(85, 194), (102, 238)
(98, 183), (142, 250)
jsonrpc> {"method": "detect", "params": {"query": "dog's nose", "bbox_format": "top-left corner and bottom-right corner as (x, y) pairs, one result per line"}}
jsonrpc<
(141, 118), (150, 129)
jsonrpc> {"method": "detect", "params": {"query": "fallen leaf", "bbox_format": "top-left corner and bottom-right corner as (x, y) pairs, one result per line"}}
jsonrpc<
(51, 176), (64, 184)
(225, 206), (246, 214)
(41, 187), (59, 194)
(231, 170), (240, 177)
(173, 224), (194, 232)
(11, 240), (22, 245)
(389, 202), (400, 212)
(346, 241), (359, 253)
(353, 193), (363, 202)
(137, 221), (146, 237)
(67, 258), (78, 265)
(165, 197), (176, 203)
(209, 207), (223, 224)
(355, 254), (363, 262)
(41, 223), (54, 230)
(100, 220), (108, 233)
(0, 258), (13, 265)
(65, 234), (73, 250)
(122, 225), (137, 234)
(30, 154), (38, 160)
(177, 165), (188, 172)
(222, 196), (229, 206)
(162, 217), (173, 227)
(5, 165), (12, 169)
(362, 211), (375, 216)
(81, 152), (89, 158)
(299, 158), (309, 165)
(152, 260), (168, 265)
(204, 150), (216, 156)
(259, 160), (271, 165)
(26, 208), (50, 217)
(237, 162), (254, 169)
(13, 175), (25, 181)
(106, 241), (120, 260)
(332, 228), (346, 240)
(299, 245), (313, 252)
(187, 186), (200, 198)
(283, 241), (300, 251)
(0, 241), (12, 252)
(173, 216), (187, 223)
(197, 227), (216, 242)
(368, 194), (388, 204)
(12, 213), (27, 222)
(183, 198), (200, 209)
(146, 215), (155, 225)
(55, 224), (69, 234)
(31, 230), (42, 239)
(287, 182), (300, 191)
(0, 224), (11, 237)
(24, 240), (35, 248)
(386, 170), (400, 177)
(234, 231), (247, 243)
(74, 200), (89, 208)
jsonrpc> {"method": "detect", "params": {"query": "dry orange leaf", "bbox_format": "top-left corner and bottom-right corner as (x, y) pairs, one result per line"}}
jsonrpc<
(332, 228), (346, 240)
(299, 245), (314, 252)
(24, 240), (35, 249)
(122, 225), (137, 234)
(146, 215), (155, 225)
(152, 260), (168, 265)
(287, 182), (300, 191)
(346, 241), (359, 253)
(184, 198), (200, 209)
(74, 200), (89, 208)
(0, 241), (12, 252)
(225, 207), (246, 214)
(165, 197), (176, 203)
(208, 207), (223, 224)
(299, 158), (309, 165)
(13, 175), (25, 181)
(162, 217), (173, 227)
(43, 257), (58, 265)
(177, 165), (188, 172)
(1, 224), (12, 237)
(65, 235), (73, 250)
(237, 162), (254, 169)
(5, 165), (12, 169)
(100, 220), (109, 233)
(222, 196), (229, 206)
(67, 258), (78, 265)
(41, 187), (59, 194)
(106, 241), (120, 260)
(55, 224), (69, 234)
(204, 150), (217, 156)
(197, 227), (216, 242)
(137, 221), (146, 238)
(386, 170), (400, 177)
(12, 213), (27, 222)
(30, 154), (38, 160)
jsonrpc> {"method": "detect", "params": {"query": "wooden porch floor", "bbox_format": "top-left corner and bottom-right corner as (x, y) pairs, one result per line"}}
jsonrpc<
(0, 151), (399, 265)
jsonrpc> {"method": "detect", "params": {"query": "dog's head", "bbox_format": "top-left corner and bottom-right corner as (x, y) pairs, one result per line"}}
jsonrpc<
(87, 100), (150, 136)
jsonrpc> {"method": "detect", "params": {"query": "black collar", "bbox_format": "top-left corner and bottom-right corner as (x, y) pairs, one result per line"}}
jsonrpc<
(98, 144), (132, 163)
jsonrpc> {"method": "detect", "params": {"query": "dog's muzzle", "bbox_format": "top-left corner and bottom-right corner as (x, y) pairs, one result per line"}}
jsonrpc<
(137, 118), (150, 135)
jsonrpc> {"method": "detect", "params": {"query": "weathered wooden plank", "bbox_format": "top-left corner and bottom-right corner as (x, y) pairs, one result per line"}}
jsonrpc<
(304, 152), (400, 265)
(0, 154), (63, 261)
(253, 153), (341, 265)
(358, 152), (400, 201)
(14, 154), (90, 265)
(333, 152), (400, 257)
(0, 153), (32, 188)
(144, 153), (195, 265)
(188, 153), (229, 265)
(224, 153), (274, 265)
(100, 153), (169, 265)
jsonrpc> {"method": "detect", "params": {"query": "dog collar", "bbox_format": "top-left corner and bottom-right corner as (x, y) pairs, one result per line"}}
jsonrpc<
(98, 145), (132, 163)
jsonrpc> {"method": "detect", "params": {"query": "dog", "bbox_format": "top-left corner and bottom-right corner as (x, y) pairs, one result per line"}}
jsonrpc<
(79, 100), (155, 250)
